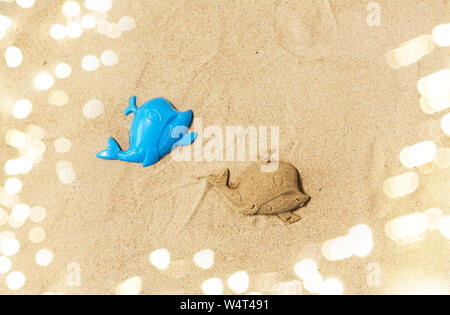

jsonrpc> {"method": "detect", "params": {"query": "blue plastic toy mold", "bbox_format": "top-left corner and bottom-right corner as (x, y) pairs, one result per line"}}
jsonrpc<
(96, 96), (197, 167)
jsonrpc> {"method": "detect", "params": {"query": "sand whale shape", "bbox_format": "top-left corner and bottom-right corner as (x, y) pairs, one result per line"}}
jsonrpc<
(97, 96), (197, 167)
(206, 161), (310, 224)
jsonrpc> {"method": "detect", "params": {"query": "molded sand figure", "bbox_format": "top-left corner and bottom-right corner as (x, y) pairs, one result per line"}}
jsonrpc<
(97, 96), (197, 167)
(206, 161), (310, 224)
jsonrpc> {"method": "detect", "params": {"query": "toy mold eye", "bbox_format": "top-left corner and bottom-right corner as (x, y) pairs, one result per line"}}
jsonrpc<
(147, 110), (161, 121)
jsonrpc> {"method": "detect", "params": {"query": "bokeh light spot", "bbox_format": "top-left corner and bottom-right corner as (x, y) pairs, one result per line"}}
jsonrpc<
(29, 227), (46, 243)
(5, 46), (23, 68)
(63, 1), (81, 17)
(81, 14), (96, 29)
(100, 50), (119, 66)
(33, 72), (55, 91)
(12, 99), (32, 119)
(55, 63), (72, 79)
(48, 90), (69, 106)
(54, 137), (72, 153)
(6, 271), (25, 290)
(50, 24), (67, 40)
(35, 249), (53, 266)
(319, 278), (343, 295)
(0, 256), (12, 274)
(149, 248), (170, 270)
(1, 238), (20, 256)
(16, 0), (35, 9)
(201, 277), (223, 295)
(83, 99), (104, 118)
(66, 22), (83, 38)
(11, 203), (30, 222)
(4, 178), (22, 194)
(227, 271), (249, 294)
(115, 276), (142, 295)
(118, 16), (136, 31)
(30, 206), (46, 222)
(82, 55), (100, 71)
(193, 249), (214, 270)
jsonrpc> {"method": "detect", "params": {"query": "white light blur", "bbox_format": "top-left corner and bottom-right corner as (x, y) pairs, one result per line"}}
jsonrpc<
(66, 22), (83, 38)
(193, 249), (214, 270)
(438, 216), (450, 239)
(5, 157), (32, 175)
(57, 161), (76, 184)
(11, 203), (30, 222)
(83, 99), (104, 118)
(319, 278), (344, 295)
(424, 208), (443, 231)
(383, 172), (419, 198)
(441, 113), (450, 136)
(30, 206), (46, 222)
(82, 55), (100, 71)
(81, 14), (97, 29)
(55, 63), (72, 79)
(1, 238), (20, 256)
(16, 0), (35, 9)
(385, 213), (427, 245)
(50, 24), (67, 40)
(274, 280), (303, 295)
(5, 46), (23, 68)
(322, 224), (373, 261)
(118, 16), (136, 31)
(432, 24), (450, 47)
(33, 72), (55, 91)
(201, 277), (223, 295)
(294, 259), (318, 280)
(115, 276), (142, 295)
(149, 248), (170, 270)
(0, 14), (13, 30)
(6, 271), (25, 290)
(400, 141), (437, 168)
(387, 35), (435, 69)
(12, 99), (32, 119)
(101, 50), (119, 66)
(4, 178), (22, 194)
(63, 1), (81, 17)
(227, 271), (249, 294)
(49, 90), (69, 106)
(54, 137), (72, 153)
(0, 256), (12, 274)
(35, 249), (53, 266)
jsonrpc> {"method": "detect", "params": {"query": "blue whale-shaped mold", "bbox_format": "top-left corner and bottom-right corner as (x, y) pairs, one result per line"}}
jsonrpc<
(96, 96), (197, 167)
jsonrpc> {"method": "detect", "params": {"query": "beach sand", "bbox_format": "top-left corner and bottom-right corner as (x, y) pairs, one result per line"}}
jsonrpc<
(0, 0), (448, 294)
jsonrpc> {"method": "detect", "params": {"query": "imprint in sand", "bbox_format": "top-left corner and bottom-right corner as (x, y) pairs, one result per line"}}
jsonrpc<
(194, 161), (310, 224)
(274, 0), (337, 59)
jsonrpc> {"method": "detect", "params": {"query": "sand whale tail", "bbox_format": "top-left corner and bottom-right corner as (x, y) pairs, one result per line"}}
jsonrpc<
(96, 137), (122, 160)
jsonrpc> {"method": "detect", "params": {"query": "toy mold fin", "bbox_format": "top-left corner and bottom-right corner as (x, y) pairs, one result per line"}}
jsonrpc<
(278, 212), (302, 224)
(176, 132), (198, 147)
(96, 137), (121, 160)
(142, 147), (159, 167)
(124, 96), (138, 116)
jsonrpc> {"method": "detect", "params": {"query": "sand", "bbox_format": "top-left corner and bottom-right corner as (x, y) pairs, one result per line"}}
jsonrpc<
(0, 0), (449, 295)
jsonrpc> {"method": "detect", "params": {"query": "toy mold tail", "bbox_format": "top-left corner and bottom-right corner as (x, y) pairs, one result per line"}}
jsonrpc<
(96, 137), (121, 160)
